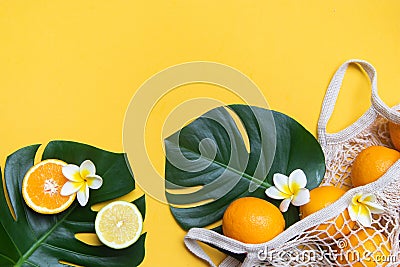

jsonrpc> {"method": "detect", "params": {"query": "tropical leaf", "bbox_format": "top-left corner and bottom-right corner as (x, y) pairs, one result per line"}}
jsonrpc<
(0, 141), (146, 267)
(165, 105), (325, 230)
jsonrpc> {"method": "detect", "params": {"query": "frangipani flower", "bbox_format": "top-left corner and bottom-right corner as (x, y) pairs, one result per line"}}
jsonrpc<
(348, 192), (384, 227)
(60, 160), (103, 206)
(265, 169), (310, 212)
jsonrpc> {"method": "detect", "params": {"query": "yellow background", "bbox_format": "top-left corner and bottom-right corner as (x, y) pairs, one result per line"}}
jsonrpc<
(1, 1), (400, 266)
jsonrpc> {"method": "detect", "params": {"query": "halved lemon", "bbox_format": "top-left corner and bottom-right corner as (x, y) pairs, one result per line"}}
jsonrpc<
(22, 159), (76, 214)
(95, 201), (143, 249)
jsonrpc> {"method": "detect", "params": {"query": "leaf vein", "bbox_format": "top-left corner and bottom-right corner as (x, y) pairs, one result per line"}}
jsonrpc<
(15, 207), (76, 266)
(169, 142), (271, 188)
(25, 260), (40, 267)
(0, 220), (22, 257)
(0, 252), (16, 264)
(22, 204), (40, 242)
(42, 243), (106, 260)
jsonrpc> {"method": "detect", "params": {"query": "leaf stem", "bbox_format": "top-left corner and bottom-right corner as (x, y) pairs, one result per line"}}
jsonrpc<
(202, 154), (273, 189)
(14, 207), (75, 267)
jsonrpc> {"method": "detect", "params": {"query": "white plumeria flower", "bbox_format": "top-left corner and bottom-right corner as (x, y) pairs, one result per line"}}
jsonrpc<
(60, 160), (103, 206)
(348, 192), (384, 227)
(265, 169), (310, 212)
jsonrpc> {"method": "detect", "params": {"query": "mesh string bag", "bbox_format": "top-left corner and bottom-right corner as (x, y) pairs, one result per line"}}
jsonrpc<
(183, 59), (400, 267)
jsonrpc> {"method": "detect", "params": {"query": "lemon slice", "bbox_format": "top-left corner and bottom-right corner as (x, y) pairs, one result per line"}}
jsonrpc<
(95, 201), (143, 249)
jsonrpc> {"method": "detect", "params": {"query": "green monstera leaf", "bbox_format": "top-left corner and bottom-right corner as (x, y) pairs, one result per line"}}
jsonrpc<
(165, 105), (325, 230)
(0, 141), (146, 267)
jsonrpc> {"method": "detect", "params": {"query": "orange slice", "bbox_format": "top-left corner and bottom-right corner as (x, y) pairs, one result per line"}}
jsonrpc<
(22, 159), (76, 214)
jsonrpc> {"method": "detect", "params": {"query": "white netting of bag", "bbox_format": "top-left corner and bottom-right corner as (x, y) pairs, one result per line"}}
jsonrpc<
(251, 112), (400, 267)
(323, 113), (393, 191)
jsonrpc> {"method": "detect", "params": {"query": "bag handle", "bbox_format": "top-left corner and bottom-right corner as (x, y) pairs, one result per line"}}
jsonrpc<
(371, 79), (400, 125)
(184, 228), (256, 267)
(317, 59), (400, 146)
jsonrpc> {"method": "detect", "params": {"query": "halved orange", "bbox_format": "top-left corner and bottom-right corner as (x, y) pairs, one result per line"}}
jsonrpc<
(22, 159), (76, 214)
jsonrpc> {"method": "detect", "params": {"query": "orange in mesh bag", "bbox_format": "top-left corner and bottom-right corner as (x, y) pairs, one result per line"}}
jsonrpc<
(184, 59), (400, 267)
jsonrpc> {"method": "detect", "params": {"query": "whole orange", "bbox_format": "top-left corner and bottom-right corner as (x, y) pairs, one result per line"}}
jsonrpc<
(351, 145), (400, 187)
(389, 121), (400, 151)
(300, 186), (355, 239)
(222, 197), (285, 244)
(336, 228), (391, 267)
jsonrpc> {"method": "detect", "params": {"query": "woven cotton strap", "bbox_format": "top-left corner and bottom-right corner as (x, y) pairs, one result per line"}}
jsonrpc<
(184, 228), (255, 267)
(317, 59), (400, 146)
(219, 256), (241, 267)
(372, 81), (400, 124)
